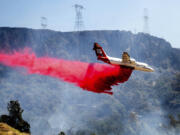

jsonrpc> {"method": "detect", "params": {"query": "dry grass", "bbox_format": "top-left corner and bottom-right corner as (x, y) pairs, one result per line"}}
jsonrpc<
(0, 123), (30, 135)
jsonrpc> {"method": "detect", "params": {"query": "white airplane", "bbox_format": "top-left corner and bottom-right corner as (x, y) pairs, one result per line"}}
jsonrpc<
(93, 42), (154, 72)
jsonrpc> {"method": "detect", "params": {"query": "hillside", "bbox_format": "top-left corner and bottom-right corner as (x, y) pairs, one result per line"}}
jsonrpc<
(0, 123), (29, 135)
(0, 27), (180, 135)
(0, 27), (180, 70)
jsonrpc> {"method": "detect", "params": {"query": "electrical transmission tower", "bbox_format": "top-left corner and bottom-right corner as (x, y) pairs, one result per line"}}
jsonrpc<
(74, 4), (84, 31)
(41, 17), (48, 29)
(143, 8), (150, 34)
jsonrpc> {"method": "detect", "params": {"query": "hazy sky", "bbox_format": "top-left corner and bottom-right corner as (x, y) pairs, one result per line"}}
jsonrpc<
(0, 0), (180, 48)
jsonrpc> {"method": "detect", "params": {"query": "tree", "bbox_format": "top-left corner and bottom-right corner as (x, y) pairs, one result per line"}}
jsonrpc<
(58, 131), (65, 135)
(0, 100), (30, 133)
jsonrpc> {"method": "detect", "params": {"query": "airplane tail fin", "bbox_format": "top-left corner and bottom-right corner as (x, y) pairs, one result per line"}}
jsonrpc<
(93, 43), (110, 63)
(93, 43), (107, 58)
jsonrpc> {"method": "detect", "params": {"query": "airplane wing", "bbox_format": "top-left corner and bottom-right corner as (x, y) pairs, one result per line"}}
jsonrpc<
(122, 52), (131, 63)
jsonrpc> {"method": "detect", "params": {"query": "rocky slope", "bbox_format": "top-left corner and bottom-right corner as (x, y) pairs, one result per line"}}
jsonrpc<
(0, 27), (179, 70)
(0, 27), (180, 135)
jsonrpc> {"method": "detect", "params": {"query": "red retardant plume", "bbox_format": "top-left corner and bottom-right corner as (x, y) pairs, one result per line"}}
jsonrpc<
(0, 50), (133, 95)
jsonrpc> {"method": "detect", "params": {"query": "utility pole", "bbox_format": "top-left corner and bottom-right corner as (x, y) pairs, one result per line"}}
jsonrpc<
(143, 8), (150, 34)
(73, 4), (84, 31)
(41, 17), (48, 29)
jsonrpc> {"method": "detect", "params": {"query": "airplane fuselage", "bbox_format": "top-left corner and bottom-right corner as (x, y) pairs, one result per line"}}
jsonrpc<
(106, 56), (154, 72)
(94, 42), (154, 72)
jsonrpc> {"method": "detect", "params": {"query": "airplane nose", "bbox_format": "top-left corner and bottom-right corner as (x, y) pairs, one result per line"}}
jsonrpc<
(148, 67), (154, 72)
(151, 69), (155, 72)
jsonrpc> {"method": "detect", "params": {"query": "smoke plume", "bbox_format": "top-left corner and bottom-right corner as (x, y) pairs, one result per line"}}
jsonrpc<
(0, 50), (133, 95)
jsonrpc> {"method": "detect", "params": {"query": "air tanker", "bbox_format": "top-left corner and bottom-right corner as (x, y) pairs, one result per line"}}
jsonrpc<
(93, 42), (154, 72)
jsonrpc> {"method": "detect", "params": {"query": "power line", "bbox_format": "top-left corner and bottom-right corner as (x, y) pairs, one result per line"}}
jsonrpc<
(41, 17), (48, 29)
(73, 4), (84, 31)
(143, 8), (150, 34)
